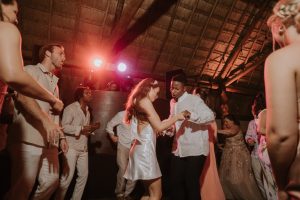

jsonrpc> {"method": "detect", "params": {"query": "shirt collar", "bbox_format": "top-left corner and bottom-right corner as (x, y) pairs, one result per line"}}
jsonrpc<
(75, 101), (88, 111)
(177, 91), (188, 103)
(37, 63), (57, 78)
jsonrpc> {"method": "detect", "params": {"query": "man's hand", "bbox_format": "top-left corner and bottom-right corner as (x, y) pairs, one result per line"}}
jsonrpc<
(110, 135), (118, 143)
(81, 125), (93, 135)
(182, 110), (191, 119)
(91, 122), (101, 132)
(50, 98), (64, 115)
(246, 138), (255, 146)
(41, 117), (63, 145)
(81, 122), (100, 136)
(60, 138), (68, 153)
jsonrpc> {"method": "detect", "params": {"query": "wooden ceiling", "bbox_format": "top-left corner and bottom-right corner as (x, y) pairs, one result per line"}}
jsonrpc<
(18, 0), (276, 94)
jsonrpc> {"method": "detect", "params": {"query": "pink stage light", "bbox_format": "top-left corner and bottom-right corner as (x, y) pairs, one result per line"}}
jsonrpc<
(93, 58), (103, 68)
(117, 63), (127, 72)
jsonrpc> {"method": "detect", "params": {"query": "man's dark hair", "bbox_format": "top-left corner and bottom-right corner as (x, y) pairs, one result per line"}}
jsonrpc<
(171, 73), (187, 85)
(38, 43), (63, 62)
(224, 114), (240, 126)
(253, 92), (266, 116)
(74, 86), (90, 102)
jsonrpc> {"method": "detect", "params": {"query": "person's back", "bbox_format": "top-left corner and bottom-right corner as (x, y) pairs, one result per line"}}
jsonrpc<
(266, 2), (300, 197)
(266, 40), (300, 196)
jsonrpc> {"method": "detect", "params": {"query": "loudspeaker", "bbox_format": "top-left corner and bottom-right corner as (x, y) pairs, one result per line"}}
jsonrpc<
(165, 69), (184, 99)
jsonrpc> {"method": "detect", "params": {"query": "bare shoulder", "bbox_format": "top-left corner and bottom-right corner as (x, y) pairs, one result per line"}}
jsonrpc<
(0, 22), (20, 37)
(266, 45), (300, 72)
(138, 97), (152, 108)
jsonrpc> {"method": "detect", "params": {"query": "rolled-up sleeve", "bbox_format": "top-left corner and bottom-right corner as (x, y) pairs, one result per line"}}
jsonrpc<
(62, 106), (82, 136)
(190, 97), (215, 123)
(106, 112), (123, 136)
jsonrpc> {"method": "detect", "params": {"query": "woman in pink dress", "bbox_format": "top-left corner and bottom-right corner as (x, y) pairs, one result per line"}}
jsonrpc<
(193, 87), (225, 200)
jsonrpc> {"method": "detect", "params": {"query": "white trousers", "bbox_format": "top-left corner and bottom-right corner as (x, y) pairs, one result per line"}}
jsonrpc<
(115, 143), (136, 197)
(6, 143), (59, 200)
(55, 148), (88, 200)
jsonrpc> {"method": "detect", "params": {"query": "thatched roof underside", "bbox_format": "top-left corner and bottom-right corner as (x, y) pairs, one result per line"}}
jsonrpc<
(18, 0), (276, 94)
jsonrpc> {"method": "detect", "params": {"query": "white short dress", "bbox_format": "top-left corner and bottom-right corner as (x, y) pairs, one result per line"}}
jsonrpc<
(124, 118), (161, 181)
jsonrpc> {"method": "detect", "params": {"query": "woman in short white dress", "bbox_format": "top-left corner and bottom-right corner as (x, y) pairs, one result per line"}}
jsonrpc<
(123, 78), (187, 200)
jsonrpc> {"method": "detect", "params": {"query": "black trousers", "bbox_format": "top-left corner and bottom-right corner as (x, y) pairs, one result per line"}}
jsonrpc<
(170, 155), (206, 200)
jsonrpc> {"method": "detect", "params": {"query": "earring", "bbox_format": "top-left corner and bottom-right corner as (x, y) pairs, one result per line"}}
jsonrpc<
(278, 26), (285, 35)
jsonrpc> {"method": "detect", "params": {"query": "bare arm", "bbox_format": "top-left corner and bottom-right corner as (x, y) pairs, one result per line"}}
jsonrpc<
(265, 53), (298, 190)
(0, 23), (62, 111)
(218, 126), (239, 137)
(139, 98), (185, 133)
(15, 94), (63, 143)
(208, 121), (218, 143)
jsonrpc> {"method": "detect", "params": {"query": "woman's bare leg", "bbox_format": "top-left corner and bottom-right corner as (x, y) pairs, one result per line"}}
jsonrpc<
(143, 178), (162, 200)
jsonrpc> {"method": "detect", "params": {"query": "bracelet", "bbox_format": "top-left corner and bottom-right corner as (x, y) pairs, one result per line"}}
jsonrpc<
(59, 136), (66, 140)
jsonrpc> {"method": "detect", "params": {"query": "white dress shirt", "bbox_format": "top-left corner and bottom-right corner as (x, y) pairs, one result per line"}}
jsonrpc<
(62, 101), (90, 151)
(170, 92), (215, 157)
(106, 111), (132, 149)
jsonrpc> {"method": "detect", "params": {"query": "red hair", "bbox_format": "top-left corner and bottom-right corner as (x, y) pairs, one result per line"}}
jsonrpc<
(124, 78), (159, 124)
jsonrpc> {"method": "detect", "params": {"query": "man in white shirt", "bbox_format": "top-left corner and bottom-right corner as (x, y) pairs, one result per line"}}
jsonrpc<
(6, 44), (67, 200)
(55, 86), (100, 200)
(169, 74), (215, 200)
(106, 110), (136, 200)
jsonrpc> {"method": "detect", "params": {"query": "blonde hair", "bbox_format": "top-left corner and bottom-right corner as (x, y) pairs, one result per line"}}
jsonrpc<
(267, 0), (300, 49)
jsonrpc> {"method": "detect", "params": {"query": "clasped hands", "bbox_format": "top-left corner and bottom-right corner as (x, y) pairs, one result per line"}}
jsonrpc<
(81, 122), (101, 136)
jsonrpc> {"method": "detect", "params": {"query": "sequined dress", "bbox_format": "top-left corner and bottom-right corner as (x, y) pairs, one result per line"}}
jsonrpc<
(219, 131), (263, 200)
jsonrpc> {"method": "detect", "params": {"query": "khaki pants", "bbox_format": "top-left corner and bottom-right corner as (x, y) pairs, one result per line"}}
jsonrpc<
(55, 148), (88, 200)
(6, 143), (59, 200)
(115, 143), (136, 197)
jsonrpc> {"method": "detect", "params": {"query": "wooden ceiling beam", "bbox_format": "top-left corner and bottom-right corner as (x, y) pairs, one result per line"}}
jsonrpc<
(100, 0), (145, 60)
(198, 0), (237, 78)
(99, 0), (113, 44)
(211, 1), (251, 79)
(217, 0), (271, 79)
(111, 0), (126, 33)
(71, 0), (83, 58)
(111, 0), (178, 56)
(151, 1), (180, 73)
(48, 0), (54, 41)
(110, 0), (145, 40)
(225, 57), (265, 87)
(224, 43), (271, 87)
(185, 0), (220, 71)
(197, 80), (258, 95)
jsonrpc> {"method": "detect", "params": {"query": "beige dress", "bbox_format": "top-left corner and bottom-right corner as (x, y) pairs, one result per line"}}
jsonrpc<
(219, 131), (263, 200)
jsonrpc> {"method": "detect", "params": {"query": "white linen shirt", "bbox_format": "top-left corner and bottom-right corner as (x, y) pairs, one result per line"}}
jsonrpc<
(170, 92), (215, 157)
(7, 63), (59, 147)
(105, 111), (132, 149)
(62, 101), (90, 151)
